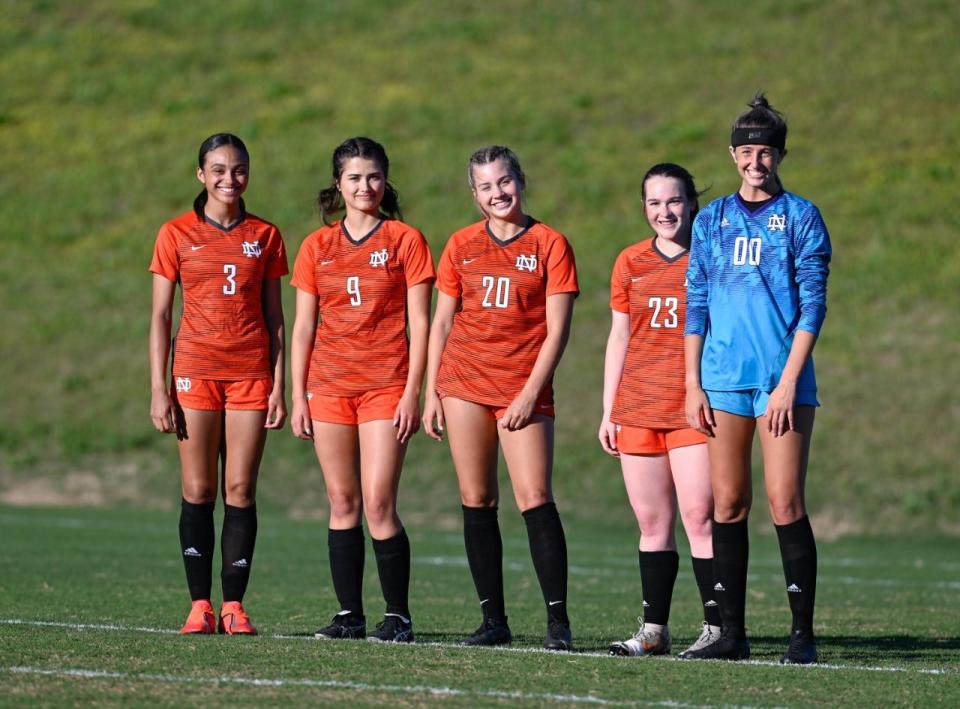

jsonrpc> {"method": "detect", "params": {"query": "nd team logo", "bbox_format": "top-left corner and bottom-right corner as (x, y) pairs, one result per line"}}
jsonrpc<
(767, 214), (786, 231)
(515, 254), (537, 272)
(369, 249), (389, 268)
(175, 377), (192, 393)
(241, 240), (262, 258)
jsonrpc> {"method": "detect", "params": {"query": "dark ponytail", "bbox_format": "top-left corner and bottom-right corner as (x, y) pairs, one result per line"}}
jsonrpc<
(317, 137), (402, 225)
(193, 133), (249, 220)
(730, 92), (788, 151)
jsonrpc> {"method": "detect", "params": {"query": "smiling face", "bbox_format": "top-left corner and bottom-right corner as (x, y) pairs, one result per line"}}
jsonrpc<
(730, 143), (786, 197)
(336, 156), (385, 216)
(643, 175), (694, 247)
(196, 145), (249, 214)
(470, 158), (524, 224)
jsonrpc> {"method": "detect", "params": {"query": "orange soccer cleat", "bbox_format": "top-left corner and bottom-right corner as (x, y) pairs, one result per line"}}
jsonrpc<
(180, 599), (216, 635)
(218, 601), (258, 635)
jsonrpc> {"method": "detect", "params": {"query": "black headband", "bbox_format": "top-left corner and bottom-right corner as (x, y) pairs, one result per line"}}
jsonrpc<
(731, 127), (786, 150)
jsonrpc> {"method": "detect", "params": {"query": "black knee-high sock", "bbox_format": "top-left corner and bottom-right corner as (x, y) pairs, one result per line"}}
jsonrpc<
(221, 503), (257, 602)
(372, 528), (411, 618)
(328, 526), (365, 616)
(775, 515), (817, 633)
(462, 505), (505, 622)
(522, 502), (569, 625)
(712, 519), (749, 631)
(692, 556), (723, 627)
(179, 499), (215, 601)
(639, 550), (678, 625)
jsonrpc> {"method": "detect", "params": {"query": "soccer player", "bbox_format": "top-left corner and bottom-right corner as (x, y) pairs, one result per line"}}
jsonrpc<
(290, 137), (434, 644)
(599, 164), (722, 658)
(149, 133), (288, 635)
(682, 94), (832, 663)
(422, 146), (578, 651)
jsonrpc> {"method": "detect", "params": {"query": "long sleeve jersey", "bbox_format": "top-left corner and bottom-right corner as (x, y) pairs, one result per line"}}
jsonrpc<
(685, 190), (831, 392)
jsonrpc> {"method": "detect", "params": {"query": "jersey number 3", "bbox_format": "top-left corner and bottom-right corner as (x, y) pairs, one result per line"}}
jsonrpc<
(223, 264), (237, 295)
(648, 296), (678, 328)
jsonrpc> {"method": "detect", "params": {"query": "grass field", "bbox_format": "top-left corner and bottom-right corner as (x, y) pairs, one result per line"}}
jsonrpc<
(2, 505), (958, 707)
(1, 2), (959, 705)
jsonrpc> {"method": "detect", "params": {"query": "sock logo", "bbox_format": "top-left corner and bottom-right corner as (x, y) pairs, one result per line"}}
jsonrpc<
(714, 583), (726, 592)
(704, 600), (718, 607)
(183, 547), (201, 557)
(786, 583), (802, 593)
(232, 558), (249, 568)
(642, 600), (650, 608)
(548, 600), (564, 606)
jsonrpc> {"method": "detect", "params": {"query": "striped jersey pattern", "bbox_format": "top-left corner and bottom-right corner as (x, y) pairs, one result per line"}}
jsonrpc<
(149, 210), (288, 380)
(291, 219), (435, 397)
(609, 238), (690, 429)
(435, 219), (578, 408)
(685, 190), (831, 392)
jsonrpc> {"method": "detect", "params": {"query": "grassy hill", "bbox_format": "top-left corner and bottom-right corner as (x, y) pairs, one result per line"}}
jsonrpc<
(1, 0), (957, 534)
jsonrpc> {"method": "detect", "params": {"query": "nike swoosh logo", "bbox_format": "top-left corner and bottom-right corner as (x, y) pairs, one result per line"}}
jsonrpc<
(462, 258), (475, 264)
(321, 260), (334, 266)
(631, 277), (642, 282)
(191, 245), (205, 251)
(548, 600), (564, 606)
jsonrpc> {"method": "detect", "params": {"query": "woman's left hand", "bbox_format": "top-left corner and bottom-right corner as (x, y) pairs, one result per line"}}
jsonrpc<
(499, 393), (536, 432)
(765, 379), (797, 437)
(393, 391), (421, 443)
(265, 388), (287, 430)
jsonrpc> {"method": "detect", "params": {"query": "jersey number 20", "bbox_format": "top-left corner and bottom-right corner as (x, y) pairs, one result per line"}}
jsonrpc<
(481, 276), (510, 309)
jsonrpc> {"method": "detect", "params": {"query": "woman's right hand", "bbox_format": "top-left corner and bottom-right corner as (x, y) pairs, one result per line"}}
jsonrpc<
(290, 396), (313, 440)
(422, 392), (445, 441)
(150, 388), (177, 434)
(598, 418), (620, 457)
(685, 385), (715, 437)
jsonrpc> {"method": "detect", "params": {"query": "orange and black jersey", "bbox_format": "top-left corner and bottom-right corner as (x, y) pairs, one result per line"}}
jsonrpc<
(436, 219), (578, 408)
(609, 237), (689, 429)
(291, 219), (435, 397)
(150, 210), (288, 380)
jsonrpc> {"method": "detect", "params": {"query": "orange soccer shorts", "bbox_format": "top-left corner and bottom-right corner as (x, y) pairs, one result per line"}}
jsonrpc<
(307, 385), (406, 425)
(440, 392), (555, 420)
(615, 424), (706, 455)
(172, 376), (273, 411)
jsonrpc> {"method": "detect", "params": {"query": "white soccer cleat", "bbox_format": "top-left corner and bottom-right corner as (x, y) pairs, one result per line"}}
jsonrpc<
(679, 621), (722, 657)
(608, 619), (671, 657)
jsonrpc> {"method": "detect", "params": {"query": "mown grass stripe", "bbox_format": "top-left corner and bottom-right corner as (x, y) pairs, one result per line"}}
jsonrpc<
(3, 665), (722, 708)
(3, 619), (953, 676)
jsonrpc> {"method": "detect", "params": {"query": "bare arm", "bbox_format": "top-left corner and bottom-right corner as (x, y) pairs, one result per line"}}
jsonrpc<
(262, 278), (287, 429)
(684, 333), (714, 436)
(500, 292), (576, 431)
(149, 274), (178, 435)
(598, 309), (629, 455)
(765, 329), (818, 436)
(290, 288), (319, 440)
(421, 290), (458, 440)
(393, 282), (432, 443)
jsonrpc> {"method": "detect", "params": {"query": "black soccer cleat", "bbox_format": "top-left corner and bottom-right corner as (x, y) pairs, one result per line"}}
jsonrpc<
(314, 611), (366, 640)
(544, 619), (573, 652)
(460, 616), (512, 646)
(678, 625), (750, 660)
(367, 613), (414, 643)
(780, 628), (818, 664)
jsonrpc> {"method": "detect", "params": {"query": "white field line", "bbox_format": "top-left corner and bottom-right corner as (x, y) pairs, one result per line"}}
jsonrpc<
(2, 618), (955, 677)
(416, 554), (960, 590)
(2, 665), (734, 708)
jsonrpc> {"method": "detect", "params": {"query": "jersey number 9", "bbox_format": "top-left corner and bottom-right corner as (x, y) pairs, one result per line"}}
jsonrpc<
(347, 276), (362, 306)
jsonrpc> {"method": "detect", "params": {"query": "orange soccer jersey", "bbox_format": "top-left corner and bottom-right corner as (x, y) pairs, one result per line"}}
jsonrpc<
(149, 211), (289, 380)
(291, 219), (436, 397)
(435, 219), (578, 408)
(609, 237), (691, 429)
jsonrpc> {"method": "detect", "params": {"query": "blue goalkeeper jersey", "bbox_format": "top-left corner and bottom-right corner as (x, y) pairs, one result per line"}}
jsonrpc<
(685, 190), (831, 393)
